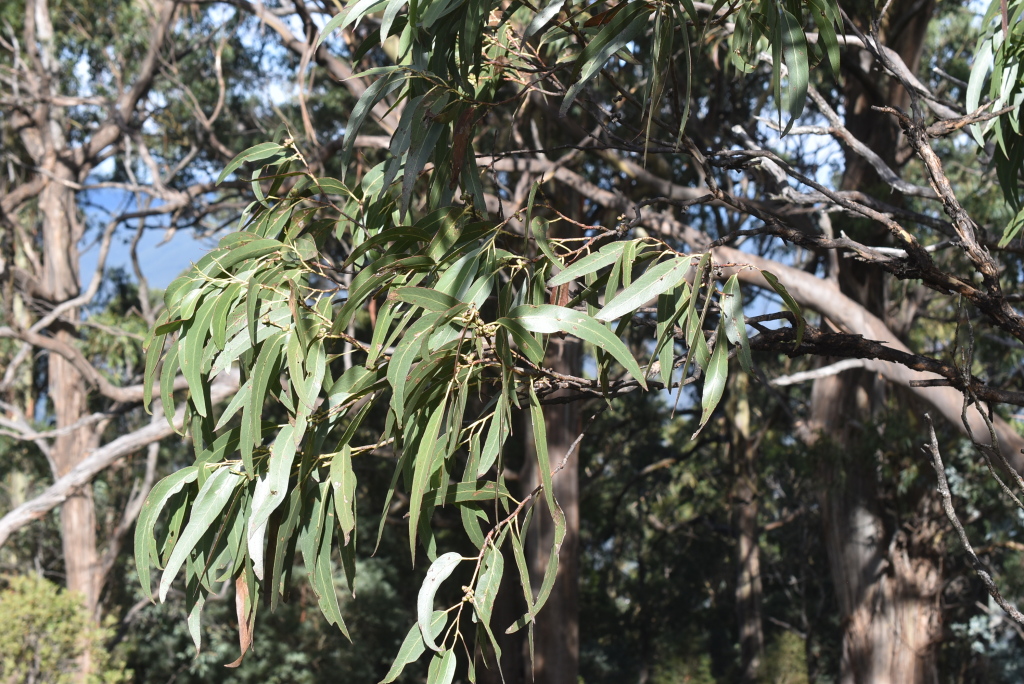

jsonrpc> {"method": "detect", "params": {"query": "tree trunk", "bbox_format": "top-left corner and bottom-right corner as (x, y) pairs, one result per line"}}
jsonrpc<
(810, 373), (943, 684)
(522, 336), (581, 684)
(41, 172), (103, 677)
(808, 1), (945, 680)
(24, 1), (104, 671)
(730, 374), (764, 683)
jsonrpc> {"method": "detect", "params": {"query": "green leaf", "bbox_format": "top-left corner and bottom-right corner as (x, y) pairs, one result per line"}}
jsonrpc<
(474, 544), (504, 624)
(217, 143), (285, 184)
(159, 466), (242, 602)
(330, 445), (358, 545)
(313, 492), (351, 639)
(999, 205), (1024, 247)
(597, 256), (691, 321)
(478, 394), (509, 477)
(211, 282), (242, 351)
(342, 70), (407, 169)
(525, 0), (564, 37)
(248, 424), (297, 580)
(760, 270), (805, 348)
(394, 286), (461, 312)
(388, 312), (444, 427)
(509, 305), (647, 388)
(779, 9), (809, 135)
(159, 341), (180, 430)
(693, 319), (729, 438)
(241, 331), (286, 473)
(181, 293), (219, 418)
(143, 311), (169, 413)
(561, 2), (652, 115)
(427, 650), (456, 684)
(721, 274), (753, 374)
(417, 552), (464, 651)
(408, 398), (449, 558)
(807, 0), (841, 81)
(135, 467), (199, 600)
(548, 241), (628, 286)
(380, 612), (448, 684)
(495, 317), (545, 365)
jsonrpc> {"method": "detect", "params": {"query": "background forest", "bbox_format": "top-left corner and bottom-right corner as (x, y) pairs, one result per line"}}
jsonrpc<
(2, 0), (1024, 682)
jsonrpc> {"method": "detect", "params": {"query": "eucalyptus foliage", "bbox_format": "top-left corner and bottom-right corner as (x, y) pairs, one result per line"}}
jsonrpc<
(133, 0), (1024, 678)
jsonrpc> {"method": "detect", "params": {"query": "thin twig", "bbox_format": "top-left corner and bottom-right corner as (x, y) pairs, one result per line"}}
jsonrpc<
(923, 413), (1024, 628)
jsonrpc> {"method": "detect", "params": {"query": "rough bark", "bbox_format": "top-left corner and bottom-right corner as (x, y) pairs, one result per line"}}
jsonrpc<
(522, 336), (581, 684)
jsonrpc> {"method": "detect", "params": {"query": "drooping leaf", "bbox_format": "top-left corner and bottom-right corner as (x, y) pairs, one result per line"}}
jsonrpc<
(693, 319), (729, 438)
(561, 3), (653, 115)
(135, 467), (199, 600)
(159, 466), (242, 602)
(417, 552), (464, 651)
(596, 256), (691, 322)
(380, 611), (448, 684)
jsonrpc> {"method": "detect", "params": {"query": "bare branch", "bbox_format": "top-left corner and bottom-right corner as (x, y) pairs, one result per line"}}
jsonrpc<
(0, 372), (238, 549)
(924, 413), (1024, 628)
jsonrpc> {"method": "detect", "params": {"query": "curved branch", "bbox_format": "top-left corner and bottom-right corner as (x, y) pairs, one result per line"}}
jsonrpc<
(0, 325), (187, 403)
(0, 372), (238, 549)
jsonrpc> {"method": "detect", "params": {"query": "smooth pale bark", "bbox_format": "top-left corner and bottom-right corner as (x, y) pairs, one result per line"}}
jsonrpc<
(0, 376), (238, 549)
(8, 3), (179, 677)
(810, 373), (944, 684)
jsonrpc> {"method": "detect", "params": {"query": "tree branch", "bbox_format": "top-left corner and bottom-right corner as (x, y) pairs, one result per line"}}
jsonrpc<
(0, 372), (238, 549)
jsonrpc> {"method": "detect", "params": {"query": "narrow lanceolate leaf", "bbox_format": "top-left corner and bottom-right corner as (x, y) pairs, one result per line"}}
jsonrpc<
(548, 241), (628, 286)
(495, 317), (545, 365)
(693, 320), (729, 439)
(143, 310), (169, 413)
(159, 466), (242, 602)
(314, 496), (351, 640)
(330, 445), (358, 545)
(136, 467), (199, 600)
(408, 399), (448, 558)
(427, 650), (456, 684)
(380, 611), (448, 684)
(597, 256), (691, 322)
(779, 9), (809, 135)
(760, 270), (806, 348)
(241, 331), (286, 473)
(721, 274), (753, 374)
(247, 425), (297, 580)
(474, 545), (504, 624)
(807, 0), (841, 81)
(388, 312), (444, 427)
(217, 142), (285, 184)
(417, 552), (464, 651)
(561, 2), (652, 115)
(342, 69), (406, 168)
(394, 286), (460, 312)
(181, 294), (219, 418)
(509, 305), (647, 388)
(160, 341), (181, 430)
(999, 206), (1024, 247)
(525, 0), (564, 37)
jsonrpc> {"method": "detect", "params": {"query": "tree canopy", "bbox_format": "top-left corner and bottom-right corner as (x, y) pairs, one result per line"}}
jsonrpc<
(3, 0), (1024, 680)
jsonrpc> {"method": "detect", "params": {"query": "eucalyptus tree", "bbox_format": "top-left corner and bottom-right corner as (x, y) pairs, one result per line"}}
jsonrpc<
(0, 1), (275, 677)
(129, 0), (1024, 682)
